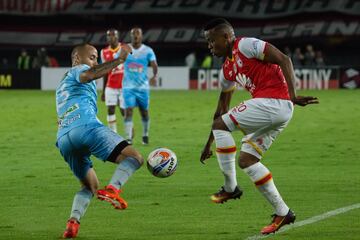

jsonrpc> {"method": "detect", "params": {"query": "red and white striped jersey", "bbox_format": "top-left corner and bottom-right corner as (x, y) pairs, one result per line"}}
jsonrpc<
(221, 37), (290, 100)
(100, 44), (124, 89)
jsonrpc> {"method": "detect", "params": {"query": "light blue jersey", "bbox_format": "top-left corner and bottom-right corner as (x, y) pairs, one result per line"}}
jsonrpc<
(123, 44), (156, 89)
(56, 64), (101, 139)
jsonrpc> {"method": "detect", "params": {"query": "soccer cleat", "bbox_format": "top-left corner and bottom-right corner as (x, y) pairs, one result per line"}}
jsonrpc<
(97, 185), (128, 210)
(63, 219), (80, 238)
(210, 186), (243, 203)
(127, 139), (132, 145)
(261, 209), (296, 235)
(142, 136), (149, 145)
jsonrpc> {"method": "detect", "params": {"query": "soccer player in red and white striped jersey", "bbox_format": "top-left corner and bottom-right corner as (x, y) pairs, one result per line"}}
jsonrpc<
(200, 18), (318, 235)
(100, 29), (125, 133)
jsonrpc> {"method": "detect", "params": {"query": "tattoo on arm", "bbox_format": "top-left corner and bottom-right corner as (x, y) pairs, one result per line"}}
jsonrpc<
(81, 59), (121, 83)
(88, 59), (120, 79)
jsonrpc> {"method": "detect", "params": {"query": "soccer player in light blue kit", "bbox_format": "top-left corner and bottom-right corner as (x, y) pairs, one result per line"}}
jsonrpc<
(123, 27), (158, 145)
(56, 43), (144, 238)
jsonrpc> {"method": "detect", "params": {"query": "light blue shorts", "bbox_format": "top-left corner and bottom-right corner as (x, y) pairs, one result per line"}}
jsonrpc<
(123, 88), (149, 110)
(56, 122), (128, 180)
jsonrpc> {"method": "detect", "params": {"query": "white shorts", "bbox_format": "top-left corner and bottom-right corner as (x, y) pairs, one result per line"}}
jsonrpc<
(222, 98), (294, 159)
(105, 87), (125, 108)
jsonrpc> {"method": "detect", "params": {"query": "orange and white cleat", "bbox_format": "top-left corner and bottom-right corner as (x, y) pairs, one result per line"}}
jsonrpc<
(97, 185), (128, 210)
(261, 209), (296, 235)
(210, 186), (243, 204)
(63, 219), (80, 238)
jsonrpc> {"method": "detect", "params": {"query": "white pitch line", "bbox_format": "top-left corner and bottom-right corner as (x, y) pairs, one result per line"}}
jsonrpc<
(246, 203), (360, 240)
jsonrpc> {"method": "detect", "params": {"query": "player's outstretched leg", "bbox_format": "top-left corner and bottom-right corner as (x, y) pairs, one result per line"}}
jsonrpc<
(210, 119), (242, 203)
(97, 145), (143, 209)
(239, 151), (295, 234)
(63, 168), (98, 238)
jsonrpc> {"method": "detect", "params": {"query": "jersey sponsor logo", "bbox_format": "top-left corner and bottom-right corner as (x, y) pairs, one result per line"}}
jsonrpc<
(235, 73), (256, 93)
(58, 113), (81, 129)
(58, 103), (79, 121)
(128, 62), (144, 73)
(58, 103), (80, 127)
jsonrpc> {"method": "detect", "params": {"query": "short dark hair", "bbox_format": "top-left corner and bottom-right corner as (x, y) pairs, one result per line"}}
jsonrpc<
(71, 43), (89, 59)
(106, 28), (119, 38)
(204, 18), (232, 31)
(130, 26), (142, 34)
(131, 25), (142, 30)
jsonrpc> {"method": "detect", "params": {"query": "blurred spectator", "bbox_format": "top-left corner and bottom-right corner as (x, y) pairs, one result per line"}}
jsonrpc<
(292, 47), (304, 67)
(212, 56), (223, 69)
(49, 56), (60, 67)
(1, 57), (10, 70)
(315, 50), (325, 67)
(201, 54), (212, 68)
(32, 47), (50, 69)
(304, 44), (315, 66)
(17, 49), (32, 70)
(185, 51), (197, 68)
(283, 46), (292, 58)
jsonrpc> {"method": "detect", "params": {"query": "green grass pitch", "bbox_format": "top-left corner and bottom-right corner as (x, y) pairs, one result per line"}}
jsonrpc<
(0, 89), (359, 239)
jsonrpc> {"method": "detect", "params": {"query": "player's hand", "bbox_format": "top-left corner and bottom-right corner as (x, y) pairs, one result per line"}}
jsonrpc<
(121, 43), (132, 55)
(200, 144), (213, 164)
(101, 92), (105, 102)
(115, 44), (132, 60)
(292, 96), (319, 106)
(150, 76), (157, 87)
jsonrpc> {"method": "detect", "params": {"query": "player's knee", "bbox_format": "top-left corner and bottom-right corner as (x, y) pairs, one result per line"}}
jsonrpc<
(125, 109), (133, 120)
(132, 152), (144, 166)
(212, 117), (229, 131)
(126, 108), (133, 114)
(238, 152), (259, 169)
(238, 158), (248, 169)
(108, 106), (115, 115)
(118, 145), (144, 166)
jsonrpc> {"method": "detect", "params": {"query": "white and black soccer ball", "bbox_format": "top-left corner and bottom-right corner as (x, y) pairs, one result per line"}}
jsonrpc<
(147, 148), (177, 178)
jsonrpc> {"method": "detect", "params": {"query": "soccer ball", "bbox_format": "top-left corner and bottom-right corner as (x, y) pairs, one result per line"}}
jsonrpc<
(147, 148), (177, 178)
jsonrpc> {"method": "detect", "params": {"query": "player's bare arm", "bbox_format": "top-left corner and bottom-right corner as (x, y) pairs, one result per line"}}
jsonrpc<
(200, 89), (234, 164)
(101, 74), (108, 101)
(263, 43), (319, 106)
(149, 60), (158, 86)
(80, 59), (124, 83)
(80, 44), (132, 83)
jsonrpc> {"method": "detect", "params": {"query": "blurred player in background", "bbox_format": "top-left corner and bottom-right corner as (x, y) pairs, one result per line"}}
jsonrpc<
(100, 29), (125, 133)
(200, 18), (318, 235)
(56, 43), (144, 238)
(123, 27), (158, 145)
